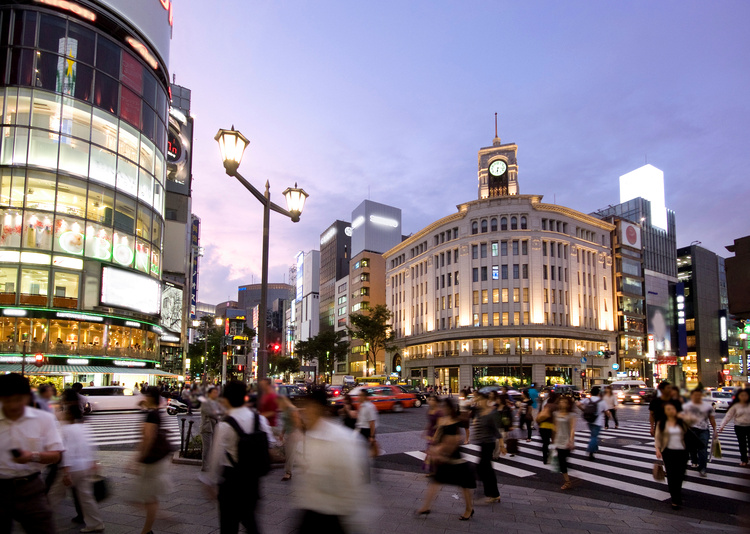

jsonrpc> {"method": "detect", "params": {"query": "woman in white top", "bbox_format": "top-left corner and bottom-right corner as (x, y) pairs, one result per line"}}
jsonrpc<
(654, 403), (689, 510)
(602, 386), (619, 429)
(48, 389), (105, 532)
(718, 389), (750, 466)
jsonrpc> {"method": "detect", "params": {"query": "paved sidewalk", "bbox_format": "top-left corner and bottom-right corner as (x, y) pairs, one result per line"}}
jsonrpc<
(45, 451), (747, 534)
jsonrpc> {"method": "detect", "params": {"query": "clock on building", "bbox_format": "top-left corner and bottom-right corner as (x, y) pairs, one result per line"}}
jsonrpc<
(489, 160), (507, 176)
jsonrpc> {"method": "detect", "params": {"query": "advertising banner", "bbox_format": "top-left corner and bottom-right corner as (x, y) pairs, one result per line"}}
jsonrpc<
(620, 220), (641, 250)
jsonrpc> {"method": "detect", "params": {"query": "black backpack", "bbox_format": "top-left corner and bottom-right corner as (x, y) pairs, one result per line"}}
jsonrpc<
(224, 411), (271, 478)
(582, 398), (601, 423)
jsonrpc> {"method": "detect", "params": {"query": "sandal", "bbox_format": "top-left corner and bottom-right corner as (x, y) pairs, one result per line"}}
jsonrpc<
(281, 473), (292, 481)
(561, 481), (572, 490)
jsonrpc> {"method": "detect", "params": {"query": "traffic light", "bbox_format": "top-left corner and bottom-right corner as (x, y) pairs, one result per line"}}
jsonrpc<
(34, 353), (44, 368)
(273, 343), (280, 352)
(580, 371), (585, 378)
(237, 365), (244, 372)
(597, 350), (604, 356)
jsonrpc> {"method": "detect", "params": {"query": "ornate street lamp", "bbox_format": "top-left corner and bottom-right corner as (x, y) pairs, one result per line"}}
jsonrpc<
(215, 127), (308, 381)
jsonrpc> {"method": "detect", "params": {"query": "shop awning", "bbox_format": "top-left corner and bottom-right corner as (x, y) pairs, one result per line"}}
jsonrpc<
(0, 365), (178, 376)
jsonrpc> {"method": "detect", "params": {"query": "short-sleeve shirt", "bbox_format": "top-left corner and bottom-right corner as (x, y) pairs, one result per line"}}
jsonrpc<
(582, 396), (607, 427)
(649, 396), (682, 425)
(355, 401), (378, 430)
(682, 400), (714, 430)
(0, 406), (64, 478)
(259, 392), (279, 427)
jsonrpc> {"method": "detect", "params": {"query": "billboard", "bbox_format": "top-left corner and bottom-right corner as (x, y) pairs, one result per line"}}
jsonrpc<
(166, 110), (193, 195)
(646, 275), (674, 357)
(160, 283), (183, 333)
(189, 216), (200, 319)
(98, 0), (172, 68)
(620, 221), (641, 250)
(101, 266), (161, 315)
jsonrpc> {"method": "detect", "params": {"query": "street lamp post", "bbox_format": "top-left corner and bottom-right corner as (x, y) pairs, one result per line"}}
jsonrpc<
(215, 127), (308, 381)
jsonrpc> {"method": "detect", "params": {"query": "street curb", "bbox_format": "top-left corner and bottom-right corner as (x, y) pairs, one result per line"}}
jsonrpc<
(171, 451), (201, 466)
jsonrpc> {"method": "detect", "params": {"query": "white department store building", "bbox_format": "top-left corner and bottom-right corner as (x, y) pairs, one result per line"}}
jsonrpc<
(384, 134), (617, 392)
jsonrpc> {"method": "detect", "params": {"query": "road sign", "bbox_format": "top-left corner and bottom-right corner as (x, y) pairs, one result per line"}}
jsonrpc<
(612, 363), (620, 371)
(580, 357), (587, 363)
(251, 342), (259, 349)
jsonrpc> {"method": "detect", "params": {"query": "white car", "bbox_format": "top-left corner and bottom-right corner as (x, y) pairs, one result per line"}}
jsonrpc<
(705, 390), (732, 412)
(81, 386), (142, 412)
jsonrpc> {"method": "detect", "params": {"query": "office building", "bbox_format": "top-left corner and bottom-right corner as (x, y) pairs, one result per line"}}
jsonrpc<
(319, 219), (350, 333)
(385, 134), (616, 392)
(0, 0), (175, 386)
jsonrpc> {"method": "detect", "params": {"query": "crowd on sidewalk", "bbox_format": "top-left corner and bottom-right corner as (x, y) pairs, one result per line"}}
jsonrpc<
(2, 372), (748, 534)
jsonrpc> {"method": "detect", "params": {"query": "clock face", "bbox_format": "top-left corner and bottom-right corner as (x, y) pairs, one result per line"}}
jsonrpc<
(489, 160), (507, 176)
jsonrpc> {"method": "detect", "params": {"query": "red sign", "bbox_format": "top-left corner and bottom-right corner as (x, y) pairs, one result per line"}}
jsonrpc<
(657, 356), (677, 365)
(722, 369), (730, 375)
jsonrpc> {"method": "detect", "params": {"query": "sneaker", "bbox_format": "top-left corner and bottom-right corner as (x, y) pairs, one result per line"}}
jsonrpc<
(699, 470), (707, 477)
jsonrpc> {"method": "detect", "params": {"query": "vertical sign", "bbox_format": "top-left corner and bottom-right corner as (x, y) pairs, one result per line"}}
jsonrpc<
(718, 309), (728, 358)
(189, 216), (200, 319)
(675, 282), (687, 357)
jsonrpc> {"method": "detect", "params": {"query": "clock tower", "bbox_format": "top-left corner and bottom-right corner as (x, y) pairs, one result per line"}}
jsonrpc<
(477, 129), (519, 199)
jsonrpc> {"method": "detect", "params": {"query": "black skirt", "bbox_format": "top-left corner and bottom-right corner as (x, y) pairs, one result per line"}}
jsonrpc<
(434, 460), (477, 489)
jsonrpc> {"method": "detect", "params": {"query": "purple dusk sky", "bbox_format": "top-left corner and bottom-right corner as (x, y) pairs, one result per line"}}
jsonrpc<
(168, 0), (750, 306)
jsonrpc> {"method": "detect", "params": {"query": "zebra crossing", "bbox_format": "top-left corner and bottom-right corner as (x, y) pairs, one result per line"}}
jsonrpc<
(83, 410), (182, 447)
(401, 421), (749, 504)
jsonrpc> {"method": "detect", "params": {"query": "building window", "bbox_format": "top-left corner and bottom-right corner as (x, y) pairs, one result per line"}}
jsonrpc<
(501, 241), (508, 256)
(481, 267), (488, 281)
(513, 288), (520, 302)
(521, 216), (527, 230)
(513, 264), (519, 279)
(542, 242), (547, 256)
(482, 290), (488, 304)
(511, 217), (518, 230)
(522, 264), (528, 279)
(480, 243), (487, 258)
(471, 221), (478, 235)
(522, 240), (528, 255)
(523, 288), (529, 303)
(502, 288), (509, 303)
(501, 265), (508, 280)
(492, 265), (499, 280)
(481, 220), (488, 233)
(472, 268), (478, 282)
(493, 312), (500, 325)
(513, 241), (519, 255)
(502, 312), (509, 325)
(544, 289), (549, 303)
(543, 266), (548, 279)
(501, 217), (507, 231)
(490, 218), (498, 231)
(492, 288), (499, 303)
(455, 271), (459, 285)
(513, 312), (520, 325)
(491, 241), (498, 256)
(482, 313), (489, 327)
(473, 313), (480, 327)
(472, 245), (478, 259)
(523, 312), (529, 324)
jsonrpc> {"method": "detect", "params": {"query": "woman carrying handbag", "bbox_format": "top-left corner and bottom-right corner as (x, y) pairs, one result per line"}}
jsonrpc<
(416, 398), (476, 521)
(654, 403), (690, 510)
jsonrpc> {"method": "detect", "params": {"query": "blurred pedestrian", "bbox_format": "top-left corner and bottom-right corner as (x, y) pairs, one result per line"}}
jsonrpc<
(537, 391), (560, 464)
(34, 383), (57, 413)
(603, 386), (619, 429)
(354, 390), (378, 448)
(718, 388), (750, 466)
(554, 396), (577, 490)
(422, 395), (443, 475)
(416, 397), (476, 521)
(258, 378), (280, 429)
(681, 388), (716, 477)
(48, 389), (104, 533)
(338, 394), (357, 430)
(519, 391), (533, 442)
(654, 403), (689, 510)
(471, 393), (501, 503)
(278, 395), (302, 482)
(577, 386), (609, 461)
(528, 383), (539, 423)
(649, 382), (682, 437)
(200, 387), (222, 471)
(296, 386), (370, 533)
(131, 387), (172, 534)
(204, 380), (275, 534)
(0, 373), (64, 533)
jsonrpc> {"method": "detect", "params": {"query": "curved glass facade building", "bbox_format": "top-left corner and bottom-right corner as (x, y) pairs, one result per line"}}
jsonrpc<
(0, 0), (173, 384)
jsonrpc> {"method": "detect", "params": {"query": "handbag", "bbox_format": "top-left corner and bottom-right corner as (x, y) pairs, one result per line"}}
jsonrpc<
(93, 476), (109, 502)
(711, 438), (722, 459)
(652, 461), (665, 481)
(549, 447), (560, 473)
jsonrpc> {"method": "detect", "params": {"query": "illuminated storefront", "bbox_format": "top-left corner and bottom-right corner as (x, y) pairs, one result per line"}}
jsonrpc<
(0, 1), (174, 383)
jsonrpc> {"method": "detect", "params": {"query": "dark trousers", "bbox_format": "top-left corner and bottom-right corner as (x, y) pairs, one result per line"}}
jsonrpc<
(299, 510), (346, 534)
(0, 474), (56, 534)
(662, 448), (689, 506)
(519, 417), (533, 440)
(218, 468), (259, 534)
(688, 428), (710, 471)
(557, 448), (571, 474)
(477, 442), (500, 498)
(604, 409), (619, 428)
(736, 425), (750, 463)
(539, 428), (553, 463)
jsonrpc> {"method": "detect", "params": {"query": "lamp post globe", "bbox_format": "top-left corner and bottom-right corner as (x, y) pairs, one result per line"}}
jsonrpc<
(214, 126), (250, 175)
(282, 183), (309, 222)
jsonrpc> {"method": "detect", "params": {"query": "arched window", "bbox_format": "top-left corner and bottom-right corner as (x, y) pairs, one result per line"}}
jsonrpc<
(471, 221), (478, 235)
(520, 216), (527, 230)
(511, 216), (518, 230)
(500, 217), (507, 231)
(481, 220), (488, 233)
(490, 218), (498, 232)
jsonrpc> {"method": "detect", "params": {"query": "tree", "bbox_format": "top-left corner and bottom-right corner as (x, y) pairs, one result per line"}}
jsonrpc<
(295, 330), (349, 382)
(269, 354), (300, 382)
(187, 316), (225, 380)
(348, 304), (396, 376)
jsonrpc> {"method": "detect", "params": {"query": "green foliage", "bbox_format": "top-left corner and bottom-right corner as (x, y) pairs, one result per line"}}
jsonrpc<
(187, 316), (225, 379)
(27, 375), (65, 393)
(347, 304), (395, 376)
(295, 330), (349, 382)
(269, 355), (300, 381)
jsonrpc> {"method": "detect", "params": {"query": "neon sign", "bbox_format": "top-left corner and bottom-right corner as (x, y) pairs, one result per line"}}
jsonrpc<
(159, 0), (174, 27)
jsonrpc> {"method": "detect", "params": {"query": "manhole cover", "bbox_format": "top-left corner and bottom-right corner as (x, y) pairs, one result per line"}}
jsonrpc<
(602, 437), (642, 446)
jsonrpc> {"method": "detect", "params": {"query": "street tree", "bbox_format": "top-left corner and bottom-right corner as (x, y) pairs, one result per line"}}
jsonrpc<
(348, 304), (396, 377)
(295, 330), (349, 382)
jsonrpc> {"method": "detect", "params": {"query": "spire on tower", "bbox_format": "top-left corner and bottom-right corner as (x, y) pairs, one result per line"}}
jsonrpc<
(493, 112), (501, 146)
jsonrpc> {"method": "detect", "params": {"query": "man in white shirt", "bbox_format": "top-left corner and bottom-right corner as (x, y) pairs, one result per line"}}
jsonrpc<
(296, 386), (370, 533)
(355, 390), (378, 444)
(0, 373), (65, 533)
(577, 386), (610, 461)
(681, 388), (716, 477)
(203, 380), (275, 534)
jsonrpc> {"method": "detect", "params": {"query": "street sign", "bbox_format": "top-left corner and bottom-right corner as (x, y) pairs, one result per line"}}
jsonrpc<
(251, 342), (259, 349)
(580, 357), (587, 363)
(612, 363), (620, 371)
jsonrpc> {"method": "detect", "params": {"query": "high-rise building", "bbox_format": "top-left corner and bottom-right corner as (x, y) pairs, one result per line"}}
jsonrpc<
(318, 220), (350, 333)
(385, 134), (616, 391)
(292, 249), (319, 343)
(677, 245), (733, 387)
(237, 283), (292, 317)
(350, 200), (402, 258)
(0, 1), (175, 386)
